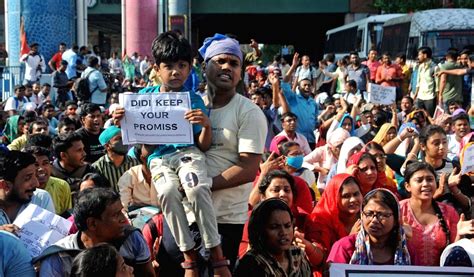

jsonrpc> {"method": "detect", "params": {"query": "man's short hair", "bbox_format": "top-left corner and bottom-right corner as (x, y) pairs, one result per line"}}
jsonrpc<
(447, 99), (462, 107)
(87, 56), (99, 67)
(58, 117), (77, 130)
(14, 85), (25, 92)
(27, 118), (48, 134)
(40, 103), (55, 114)
(80, 103), (101, 118)
(74, 188), (121, 232)
(349, 51), (359, 57)
(325, 53), (335, 63)
(446, 49), (459, 61)
(0, 150), (36, 182)
(402, 95), (414, 105)
(29, 43), (39, 48)
(25, 134), (53, 149)
(22, 146), (52, 161)
(418, 46), (432, 58)
(281, 112), (298, 122)
(53, 133), (83, 160)
(42, 83), (51, 88)
(396, 52), (406, 61)
(347, 79), (357, 89)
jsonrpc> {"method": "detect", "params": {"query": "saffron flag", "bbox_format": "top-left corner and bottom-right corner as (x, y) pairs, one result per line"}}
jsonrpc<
(20, 17), (29, 56)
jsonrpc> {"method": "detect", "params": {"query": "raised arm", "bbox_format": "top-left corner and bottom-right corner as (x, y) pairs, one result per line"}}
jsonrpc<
(285, 52), (299, 85)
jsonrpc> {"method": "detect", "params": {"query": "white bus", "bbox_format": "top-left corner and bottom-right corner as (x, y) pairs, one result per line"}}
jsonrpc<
(381, 9), (474, 62)
(324, 14), (404, 60)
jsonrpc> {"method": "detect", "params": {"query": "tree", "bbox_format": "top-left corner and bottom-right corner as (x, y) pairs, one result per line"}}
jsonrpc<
(371, 0), (474, 13)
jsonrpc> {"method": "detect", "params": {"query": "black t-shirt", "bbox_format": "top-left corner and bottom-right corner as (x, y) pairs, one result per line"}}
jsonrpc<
(75, 127), (104, 164)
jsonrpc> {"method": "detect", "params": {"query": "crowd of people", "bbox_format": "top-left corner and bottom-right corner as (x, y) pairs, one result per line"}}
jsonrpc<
(0, 29), (474, 277)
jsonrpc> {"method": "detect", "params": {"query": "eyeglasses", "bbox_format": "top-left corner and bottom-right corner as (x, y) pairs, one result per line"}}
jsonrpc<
(362, 211), (393, 221)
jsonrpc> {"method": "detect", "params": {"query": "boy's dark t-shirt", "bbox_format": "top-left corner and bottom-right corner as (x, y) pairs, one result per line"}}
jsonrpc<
(75, 127), (104, 164)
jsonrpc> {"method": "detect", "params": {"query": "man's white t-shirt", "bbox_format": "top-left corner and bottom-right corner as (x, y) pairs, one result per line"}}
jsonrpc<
(206, 94), (267, 224)
(4, 96), (29, 112)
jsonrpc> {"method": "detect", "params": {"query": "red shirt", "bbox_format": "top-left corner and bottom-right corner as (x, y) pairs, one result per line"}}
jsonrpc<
(375, 63), (403, 87)
(50, 52), (63, 70)
(362, 60), (380, 81)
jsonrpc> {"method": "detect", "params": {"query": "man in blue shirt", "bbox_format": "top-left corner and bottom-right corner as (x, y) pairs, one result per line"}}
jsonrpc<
(275, 53), (319, 148)
(81, 56), (108, 105)
(61, 45), (79, 80)
(0, 230), (35, 277)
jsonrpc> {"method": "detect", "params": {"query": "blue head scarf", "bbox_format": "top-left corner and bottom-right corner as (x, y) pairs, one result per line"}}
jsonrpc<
(338, 113), (355, 136)
(198, 33), (242, 63)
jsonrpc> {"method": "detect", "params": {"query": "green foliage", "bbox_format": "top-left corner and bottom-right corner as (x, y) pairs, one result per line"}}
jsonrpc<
(260, 44), (283, 65)
(371, 0), (474, 13)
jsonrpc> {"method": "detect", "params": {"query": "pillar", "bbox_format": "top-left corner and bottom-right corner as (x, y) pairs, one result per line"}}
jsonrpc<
(125, 0), (158, 57)
(6, 0), (75, 68)
(168, 0), (190, 39)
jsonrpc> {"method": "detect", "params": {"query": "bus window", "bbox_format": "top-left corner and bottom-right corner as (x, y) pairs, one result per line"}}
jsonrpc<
(407, 37), (419, 60)
(325, 27), (358, 54)
(424, 31), (474, 60)
(356, 29), (363, 52)
(368, 23), (384, 52)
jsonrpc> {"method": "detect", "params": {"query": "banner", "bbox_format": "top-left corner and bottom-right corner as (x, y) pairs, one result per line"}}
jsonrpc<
(119, 92), (194, 145)
(330, 264), (474, 276)
(461, 142), (474, 174)
(13, 204), (72, 257)
(368, 83), (396, 105)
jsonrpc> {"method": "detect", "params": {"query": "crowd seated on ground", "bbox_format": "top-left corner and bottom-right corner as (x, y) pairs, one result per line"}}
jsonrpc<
(1, 35), (474, 277)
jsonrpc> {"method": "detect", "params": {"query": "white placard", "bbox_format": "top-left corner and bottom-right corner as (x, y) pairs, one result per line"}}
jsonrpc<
(461, 143), (474, 174)
(119, 92), (194, 145)
(13, 204), (72, 258)
(368, 83), (396, 105)
(330, 264), (474, 276)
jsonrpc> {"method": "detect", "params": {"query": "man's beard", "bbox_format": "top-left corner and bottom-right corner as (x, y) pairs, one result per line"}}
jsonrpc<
(6, 188), (33, 205)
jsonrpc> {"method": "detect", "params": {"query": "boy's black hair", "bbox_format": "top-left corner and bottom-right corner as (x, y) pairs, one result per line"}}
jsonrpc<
(452, 112), (469, 124)
(151, 31), (192, 65)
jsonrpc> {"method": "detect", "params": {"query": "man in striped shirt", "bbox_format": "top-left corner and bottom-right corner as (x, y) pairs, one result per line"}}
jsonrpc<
(92, 126), (139, 191)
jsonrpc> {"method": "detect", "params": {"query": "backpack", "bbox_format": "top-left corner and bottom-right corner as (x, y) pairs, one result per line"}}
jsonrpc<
(75, 69), (97, 102)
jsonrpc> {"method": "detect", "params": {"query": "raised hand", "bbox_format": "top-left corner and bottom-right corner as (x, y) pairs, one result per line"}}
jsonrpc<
(447, 168), (462, 188)
(260, 152), (285, 174)
(457, 213), (474, 237)
(433, 173), (447, 199)
(292, 52), (300, 66)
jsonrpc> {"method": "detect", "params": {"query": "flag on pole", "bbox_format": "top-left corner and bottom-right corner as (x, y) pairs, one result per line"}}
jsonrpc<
(20, 17), (30, 56)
